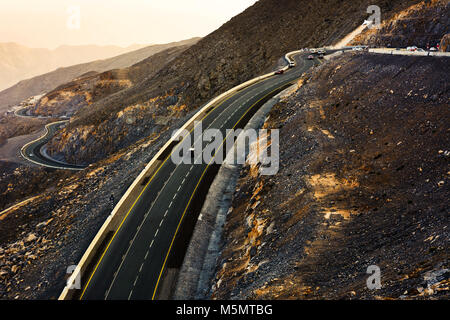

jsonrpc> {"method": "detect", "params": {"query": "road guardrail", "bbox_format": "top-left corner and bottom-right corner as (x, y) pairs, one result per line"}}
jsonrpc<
(369, 48), (450, 57)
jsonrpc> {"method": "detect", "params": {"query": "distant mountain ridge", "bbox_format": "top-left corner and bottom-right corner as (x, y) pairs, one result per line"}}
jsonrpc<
(0, 42), (151, 91)
(0, 38), (201, 112)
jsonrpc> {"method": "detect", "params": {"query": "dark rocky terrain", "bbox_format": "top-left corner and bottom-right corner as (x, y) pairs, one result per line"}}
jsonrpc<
(0, 115), (49, 148)
(0, 162), (68, 213)
(441, 33), (450, 51)
(211, 52), (449, 300)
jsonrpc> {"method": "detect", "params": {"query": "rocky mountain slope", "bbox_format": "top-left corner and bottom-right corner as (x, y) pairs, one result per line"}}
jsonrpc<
(441, 33), (450, 51)
(0, 115), (49, 148)
(0, 43), (150, 92)
(47, 0), (424, 165)
(211, 52), (449, 300)
(0, 38), (200, 113)
(352, 0), (449, 49)
(30, 44), (194, 118)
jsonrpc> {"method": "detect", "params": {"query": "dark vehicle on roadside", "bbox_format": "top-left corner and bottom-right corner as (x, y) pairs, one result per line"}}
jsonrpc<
(275, 69), (284, 75)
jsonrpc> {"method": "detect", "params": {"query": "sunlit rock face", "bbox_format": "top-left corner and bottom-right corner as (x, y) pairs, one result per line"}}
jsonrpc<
(352, 0), (449, 48)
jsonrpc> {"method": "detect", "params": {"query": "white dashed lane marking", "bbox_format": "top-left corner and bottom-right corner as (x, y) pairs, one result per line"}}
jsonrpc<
(112, 66), (304, 299)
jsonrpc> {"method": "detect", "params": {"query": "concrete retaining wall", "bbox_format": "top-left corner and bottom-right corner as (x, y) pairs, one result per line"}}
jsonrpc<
(173, 84), (297, 299)
(369, 48), (450, 57)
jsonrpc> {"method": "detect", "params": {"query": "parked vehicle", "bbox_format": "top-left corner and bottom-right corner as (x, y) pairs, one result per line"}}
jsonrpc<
(318, 54), (324, 59)
(289, 61), (295, 68)
(430, 47), (437, 51)
(275, 69), (284, 75)
(307, 55), (314, 60)
(407, 46), (418, 51)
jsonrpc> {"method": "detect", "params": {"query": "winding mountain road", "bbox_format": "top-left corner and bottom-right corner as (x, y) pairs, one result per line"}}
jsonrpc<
(20, 121), (86, 170)
(78, 50), (340, 300)
(13, 103), (86, 170)
(21, 46), (447, 173)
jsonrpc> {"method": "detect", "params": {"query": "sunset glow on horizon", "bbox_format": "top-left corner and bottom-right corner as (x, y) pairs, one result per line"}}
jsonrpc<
(0, 0), (259, 49)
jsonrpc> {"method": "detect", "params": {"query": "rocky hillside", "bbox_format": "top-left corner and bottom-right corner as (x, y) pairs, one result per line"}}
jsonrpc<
(48, 0), (424, 165)
(30, 44), (194, 118)
(352, 0), (449, 48)
(441, 33), (450, 51)
(0, 115), (49, 147)
(0, 38), (200, 113)
(0, 162), (69, 213)
(0, 112), (190, 299)
(211, 52), (449, 300)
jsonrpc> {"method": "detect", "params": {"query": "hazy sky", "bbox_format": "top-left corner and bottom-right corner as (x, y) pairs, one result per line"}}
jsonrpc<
(0, 0), (258, 49)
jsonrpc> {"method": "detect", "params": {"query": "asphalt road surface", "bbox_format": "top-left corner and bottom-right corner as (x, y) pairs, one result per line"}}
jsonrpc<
(21, 121), (86, 170)
(80, 51), (328, 300)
